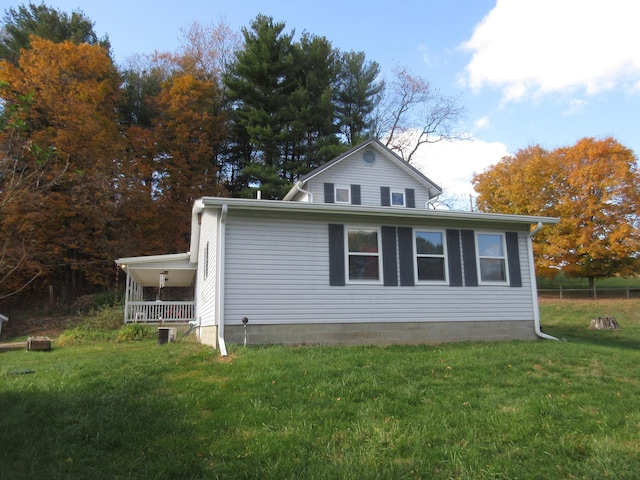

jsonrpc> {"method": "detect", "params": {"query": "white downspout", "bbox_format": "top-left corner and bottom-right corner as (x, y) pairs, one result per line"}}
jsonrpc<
(528, 221), (558, 340)
(296, 182), (313, 202)
(216, 204), (229, 356)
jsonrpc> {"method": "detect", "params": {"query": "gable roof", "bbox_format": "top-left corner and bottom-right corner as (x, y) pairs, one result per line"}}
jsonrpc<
(282, 138), (443, 201)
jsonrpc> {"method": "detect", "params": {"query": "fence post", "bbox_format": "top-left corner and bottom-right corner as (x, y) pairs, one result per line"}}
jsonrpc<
(627, 286), (630, 299)
(559, 285), (563, 300)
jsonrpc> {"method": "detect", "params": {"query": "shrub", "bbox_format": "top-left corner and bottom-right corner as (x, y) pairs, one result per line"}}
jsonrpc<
(114, 324), (155, 343)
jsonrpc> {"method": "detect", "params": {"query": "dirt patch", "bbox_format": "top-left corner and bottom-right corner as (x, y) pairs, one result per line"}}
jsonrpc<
(0, 313), (83, 341)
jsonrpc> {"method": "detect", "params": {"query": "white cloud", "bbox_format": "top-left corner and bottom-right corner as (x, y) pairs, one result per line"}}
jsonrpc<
(460, 0), (640, 102)
(473, 116), (491, 130)
(410, 138), (510, 207)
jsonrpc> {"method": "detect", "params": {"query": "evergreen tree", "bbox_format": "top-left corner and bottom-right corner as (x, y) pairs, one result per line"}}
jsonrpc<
(334, 51), (384, 145)
(225, 15), (295, 198)
(287, 33), (342, 178)
(0, 2), (110, 64)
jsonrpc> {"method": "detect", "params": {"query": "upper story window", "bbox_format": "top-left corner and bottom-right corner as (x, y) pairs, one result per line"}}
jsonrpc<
(391, 189), (405, 207)
(346, 227), (382, 283)
(335, 186), (351, 203)
(476, 233), (508, 283)
(415, 230), (447, 282)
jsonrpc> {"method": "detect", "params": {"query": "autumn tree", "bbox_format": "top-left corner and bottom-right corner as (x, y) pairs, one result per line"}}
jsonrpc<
(0, 38), (122, 300)
(177, 19), (241, 87)
(472, 137), (640, 290)
(0, 80), (67, 298)
(0, 2), (110, 64)
(152, 74), (227, 250)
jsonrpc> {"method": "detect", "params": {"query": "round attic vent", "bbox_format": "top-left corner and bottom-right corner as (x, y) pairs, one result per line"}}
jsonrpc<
(362, 150), (376, 165)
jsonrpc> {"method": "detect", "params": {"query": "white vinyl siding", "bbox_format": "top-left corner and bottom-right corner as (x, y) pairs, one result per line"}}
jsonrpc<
(218, 210), (535, 328)
(308, 154), (432, 207)
(194, 209), (219, 327)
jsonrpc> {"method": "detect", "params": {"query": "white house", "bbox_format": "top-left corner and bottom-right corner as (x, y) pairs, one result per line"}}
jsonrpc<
(116, 138), (558, 355)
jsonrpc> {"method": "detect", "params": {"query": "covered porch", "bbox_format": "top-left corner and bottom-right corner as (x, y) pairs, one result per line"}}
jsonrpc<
(115, 253), (197, 324)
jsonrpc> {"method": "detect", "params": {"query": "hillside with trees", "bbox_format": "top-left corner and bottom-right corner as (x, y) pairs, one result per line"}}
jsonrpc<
(0, 3), (464, 306)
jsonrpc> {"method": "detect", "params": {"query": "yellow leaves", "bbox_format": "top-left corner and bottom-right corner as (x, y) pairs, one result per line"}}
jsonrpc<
(474, 137), (640, 280)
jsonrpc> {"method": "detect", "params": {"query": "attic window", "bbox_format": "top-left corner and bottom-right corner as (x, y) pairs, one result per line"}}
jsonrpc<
(362, 150), (376, 165)
(335, 186), (350, 203)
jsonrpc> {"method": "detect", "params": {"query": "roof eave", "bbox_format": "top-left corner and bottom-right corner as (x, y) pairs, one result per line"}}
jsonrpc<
(199, 197), (559, 226)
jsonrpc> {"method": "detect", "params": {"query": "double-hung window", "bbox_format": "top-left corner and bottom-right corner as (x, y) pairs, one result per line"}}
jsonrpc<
(346, 228), (381, 282)
(476, 233), (508, 283)
(415, 230), (447, 282)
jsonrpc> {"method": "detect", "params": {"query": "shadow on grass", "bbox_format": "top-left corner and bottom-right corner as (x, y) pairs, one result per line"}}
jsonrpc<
(0, 376), (214, 479)
(542, 324), (640, 351)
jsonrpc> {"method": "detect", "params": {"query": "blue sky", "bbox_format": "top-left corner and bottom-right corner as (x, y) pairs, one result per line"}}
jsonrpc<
(5, 0), (640, 207)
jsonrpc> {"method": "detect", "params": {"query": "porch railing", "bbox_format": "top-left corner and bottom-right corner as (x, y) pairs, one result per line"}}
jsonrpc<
(125, 301), (195, 324)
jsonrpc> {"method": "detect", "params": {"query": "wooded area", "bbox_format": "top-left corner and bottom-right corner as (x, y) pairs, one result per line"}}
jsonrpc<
(1, 3), (639, 307)
(0, 4), (464, 304)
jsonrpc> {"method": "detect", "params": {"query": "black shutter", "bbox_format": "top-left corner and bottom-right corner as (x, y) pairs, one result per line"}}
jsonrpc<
(324, 183), (335, 203)
(505, 232), (522, 287)
(328, 224), (345, 286)
(405, 188), (415, 208)
(381, 226), (398, 286)
(381, 186), (390, 206)
(461, 229), (478, 286)
(351, 184), (361, 205)
(446, 229), (463, 287)
(398, 227), (415, 286)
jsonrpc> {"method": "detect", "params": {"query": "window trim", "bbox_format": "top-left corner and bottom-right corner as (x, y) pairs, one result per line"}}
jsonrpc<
(413, 228), (449, 284)
(475, 231), (509, 285)
(334, 185), (351, 204)
(345, 226), (383, 284)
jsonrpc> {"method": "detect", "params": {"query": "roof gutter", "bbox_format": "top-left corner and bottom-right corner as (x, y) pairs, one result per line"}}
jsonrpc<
(528, 221), (558, 341)
(198, 196), (559, 226)
(216, 204), (228, 356)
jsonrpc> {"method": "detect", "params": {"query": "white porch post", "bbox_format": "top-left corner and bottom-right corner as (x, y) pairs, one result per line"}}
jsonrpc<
(124, 270), (132, 323)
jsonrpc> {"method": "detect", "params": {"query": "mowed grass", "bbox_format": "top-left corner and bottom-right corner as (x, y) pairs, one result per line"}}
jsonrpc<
(1, 300), (640, 479)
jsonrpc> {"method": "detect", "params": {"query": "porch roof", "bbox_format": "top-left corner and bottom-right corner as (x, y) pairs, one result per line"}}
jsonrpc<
(115, 253), (196, 287)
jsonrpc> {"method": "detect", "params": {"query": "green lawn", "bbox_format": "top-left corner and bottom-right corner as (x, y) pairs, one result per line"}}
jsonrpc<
(1, 300), (639, 479)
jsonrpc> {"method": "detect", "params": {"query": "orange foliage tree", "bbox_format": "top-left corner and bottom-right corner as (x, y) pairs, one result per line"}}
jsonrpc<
(0, 37), (122, 299)
(151, 74), (227, 251)
(473, 137), (640, 290)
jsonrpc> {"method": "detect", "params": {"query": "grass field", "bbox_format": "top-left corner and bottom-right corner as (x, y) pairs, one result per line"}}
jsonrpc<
(1, 299), (639, 479)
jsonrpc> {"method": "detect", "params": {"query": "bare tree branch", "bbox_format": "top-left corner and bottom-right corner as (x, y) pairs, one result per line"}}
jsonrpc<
(375, 67), (467, 162)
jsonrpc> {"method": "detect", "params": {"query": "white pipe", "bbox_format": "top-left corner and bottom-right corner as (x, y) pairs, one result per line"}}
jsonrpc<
(216, 204), (229, 356)
(528, 222), (558, 340)
(295, 182), (313, 202)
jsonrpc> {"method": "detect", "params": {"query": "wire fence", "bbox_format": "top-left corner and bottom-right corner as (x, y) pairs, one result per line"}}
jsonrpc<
(538, 286), (640, 300)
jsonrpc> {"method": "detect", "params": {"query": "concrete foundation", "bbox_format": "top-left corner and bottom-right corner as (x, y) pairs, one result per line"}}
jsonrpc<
(221, 320), (539, 346)
(198, 325), (219, 347)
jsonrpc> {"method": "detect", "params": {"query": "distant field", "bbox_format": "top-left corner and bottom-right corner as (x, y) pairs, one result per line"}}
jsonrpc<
(537, 274), (640, 299)
(537, 274), (640, 289)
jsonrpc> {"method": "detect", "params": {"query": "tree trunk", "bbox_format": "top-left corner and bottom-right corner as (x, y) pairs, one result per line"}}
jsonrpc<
(588, 276), (595, 299)
(589, 317), (619, 330)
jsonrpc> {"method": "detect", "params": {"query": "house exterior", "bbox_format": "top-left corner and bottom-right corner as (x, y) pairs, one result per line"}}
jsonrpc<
(116, 138), (558, 354)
